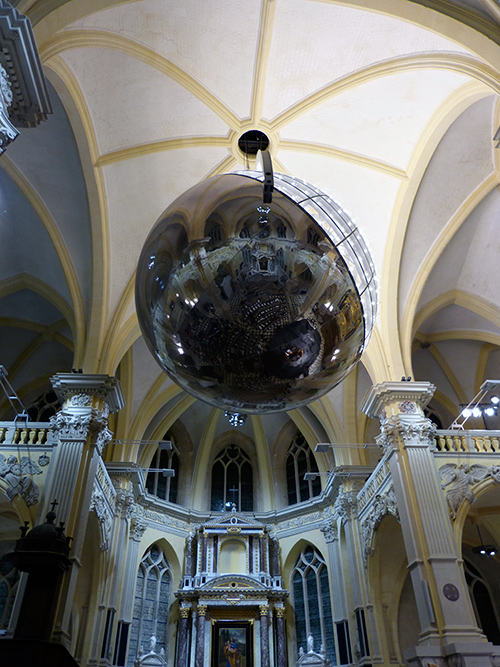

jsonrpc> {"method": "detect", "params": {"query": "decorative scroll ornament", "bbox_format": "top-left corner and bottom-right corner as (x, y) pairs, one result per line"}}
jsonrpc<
(0, 65), (19, 153)
(333, 488), (357, 523)
(71, 393), (92, 407)
(439, 463), (500, 519)
(0, 454), (42, 505)
(360, 486), (399, 565)
(90, 490), (113, 550)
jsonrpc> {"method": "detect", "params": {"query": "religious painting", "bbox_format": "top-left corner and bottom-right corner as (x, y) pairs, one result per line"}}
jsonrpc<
(211, 621), (253, 667)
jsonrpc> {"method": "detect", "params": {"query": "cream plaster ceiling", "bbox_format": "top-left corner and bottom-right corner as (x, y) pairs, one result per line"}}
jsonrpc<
(1, 0), (500, 455)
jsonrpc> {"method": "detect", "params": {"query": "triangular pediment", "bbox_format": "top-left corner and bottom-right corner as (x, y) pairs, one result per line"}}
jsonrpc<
(203, 512), (265, 533)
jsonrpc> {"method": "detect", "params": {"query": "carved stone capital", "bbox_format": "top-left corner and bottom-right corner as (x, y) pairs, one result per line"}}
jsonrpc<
(180, 607), (190, 618)
(49, 408), (112, 455)
(197, 605), (207, 617)
(259, 605), (269, 616)
(377, 416), (436, 454)
(275, 606), (285, 618)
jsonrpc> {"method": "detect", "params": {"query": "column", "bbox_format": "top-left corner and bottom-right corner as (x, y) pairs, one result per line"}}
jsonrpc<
(275, 606), (286, 667)
(260, 604), (270, 667)
(363, 381), (494, 667)
(176, 606), (190, 667)
(321, 520), (352, 665)
(195, 605), (207, 667)
(45, 373), (124, 650)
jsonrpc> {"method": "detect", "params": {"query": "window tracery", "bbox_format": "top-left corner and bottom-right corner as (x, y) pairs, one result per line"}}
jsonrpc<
(292, 545), (336, 662)
(286, 433), (321, 505)
(211, 444), (253, 512)
(128, 544), (171, 665)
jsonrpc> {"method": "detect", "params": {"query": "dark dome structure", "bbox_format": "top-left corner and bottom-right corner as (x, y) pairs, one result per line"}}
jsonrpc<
(136, 171), (377, 413)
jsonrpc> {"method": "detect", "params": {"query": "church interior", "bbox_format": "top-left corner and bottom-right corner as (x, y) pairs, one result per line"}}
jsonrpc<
(1, 0), (500, 666)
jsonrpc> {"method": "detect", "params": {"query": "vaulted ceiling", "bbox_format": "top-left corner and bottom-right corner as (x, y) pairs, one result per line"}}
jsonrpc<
(1, 0), (500, 464)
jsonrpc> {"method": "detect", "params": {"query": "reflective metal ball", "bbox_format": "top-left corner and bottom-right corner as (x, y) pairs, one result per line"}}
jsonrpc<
(136, 172), (376, 413)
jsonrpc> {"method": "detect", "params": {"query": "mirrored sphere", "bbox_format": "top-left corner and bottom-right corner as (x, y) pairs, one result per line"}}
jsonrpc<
(136, 172), (377, 413)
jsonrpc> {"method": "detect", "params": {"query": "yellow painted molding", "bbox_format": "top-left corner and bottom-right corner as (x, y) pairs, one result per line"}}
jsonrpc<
(46, 57), (110, 372)
(401, 174), (498, 368)
(427, 342), (467, 404)
(413, 289), (500, 334)
(474, 342), (496, 393)
(191, 407), (221, 510)
(250, 0), (276, 125)
(0, 156), (85, 363)
(419, 330), (500, 346)
(96, 136), (232, 168)
(310, 397), (344, 444)
(250, 415), (274, 508)
(40, 30), (241, 131)
(100, 273), (136, 374)
(278, 139), (407, 179)
(272, 53), (500, 130)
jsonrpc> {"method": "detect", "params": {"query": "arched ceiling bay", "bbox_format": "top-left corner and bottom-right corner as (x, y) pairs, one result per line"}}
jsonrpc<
(1, 0), (500, 460)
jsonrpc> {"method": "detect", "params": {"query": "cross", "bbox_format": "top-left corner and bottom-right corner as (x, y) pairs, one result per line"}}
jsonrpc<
(228, 485), (238, 504)
(50, 499), (59, 513)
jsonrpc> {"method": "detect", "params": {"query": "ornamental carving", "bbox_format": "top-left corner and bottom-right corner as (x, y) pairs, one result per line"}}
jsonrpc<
(360, 486), (399, 565)
(320, 520), (338, 543)
(398, 400), (417, 414)
(129, 517), (148, 542)
(439, 463), (500, 519)
(275, 607), (285, 618)
(50, 409), (112, 454)
(378, 416), (436, 453)
(0, 454), (42, 505)
(333, 489), (357, 523)
(90, 490), (113, 550)
(71, 393), (92, 407)
(259, 605), (269, 616)
(0, 65), (19, 153)
(115, 488), (134, 519)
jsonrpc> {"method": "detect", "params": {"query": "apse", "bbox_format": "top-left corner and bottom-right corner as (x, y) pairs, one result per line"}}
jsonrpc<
(136, 167), (376, 413)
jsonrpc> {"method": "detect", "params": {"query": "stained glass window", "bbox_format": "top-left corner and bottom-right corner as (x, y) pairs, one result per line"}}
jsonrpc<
(127, 545), (171, 666)
(292, 546), (336, 663)
(211, 445), (253, 512)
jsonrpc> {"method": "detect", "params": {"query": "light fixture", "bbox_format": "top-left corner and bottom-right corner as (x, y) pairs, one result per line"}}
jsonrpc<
(304, 472), (330, 481)
(314, 442), (379, 452)
(472, 525), (497, 557)
(225, 411), (247, 427)
(451, 380), (500, 429)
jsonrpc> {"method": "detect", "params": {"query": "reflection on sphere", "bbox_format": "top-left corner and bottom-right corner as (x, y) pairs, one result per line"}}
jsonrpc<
(136, 173), (376, 414)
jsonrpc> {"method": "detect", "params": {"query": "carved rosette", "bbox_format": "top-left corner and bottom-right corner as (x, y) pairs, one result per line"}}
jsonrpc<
(360, 485), (399, 566)
(0, 65), (19, 153)
(333, 488), (358, 523)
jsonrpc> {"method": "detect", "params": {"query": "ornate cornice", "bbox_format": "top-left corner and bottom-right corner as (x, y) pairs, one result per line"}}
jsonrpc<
(362, 381), (436, 420)
(50, 374), (124, 413)
(0, 65), (18, 153)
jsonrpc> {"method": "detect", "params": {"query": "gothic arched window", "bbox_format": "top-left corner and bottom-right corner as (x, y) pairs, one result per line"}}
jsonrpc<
(464, 558), (500, 644)
(211, 444), (253, 512)
(128, 544), (171, 666)
(292, 546), (336, 662)
(286, 433), (321, 505)
(146, 437), (179, 504)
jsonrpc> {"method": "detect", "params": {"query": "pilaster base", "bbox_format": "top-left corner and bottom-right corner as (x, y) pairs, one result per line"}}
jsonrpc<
(405, 641), (496, 667)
